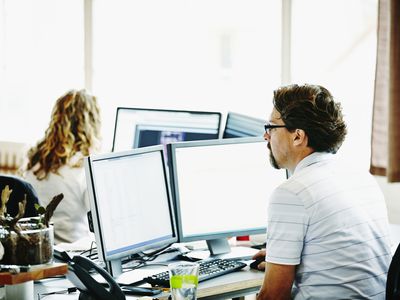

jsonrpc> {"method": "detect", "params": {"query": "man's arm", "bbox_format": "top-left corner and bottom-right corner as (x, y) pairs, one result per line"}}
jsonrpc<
(256, 262), (296, 300)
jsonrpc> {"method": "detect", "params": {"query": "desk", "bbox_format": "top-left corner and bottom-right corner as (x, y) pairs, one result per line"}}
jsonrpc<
(28, 265), (264, 300)
(0, 263), (68, 300)
(191, 267), (263, 300)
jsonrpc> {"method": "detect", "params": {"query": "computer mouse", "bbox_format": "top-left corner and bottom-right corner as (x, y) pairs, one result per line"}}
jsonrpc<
(249, 259), (264, 271)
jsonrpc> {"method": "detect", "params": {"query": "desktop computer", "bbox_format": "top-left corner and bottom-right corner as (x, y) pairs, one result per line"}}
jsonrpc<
(167, 137), (287, 257)
(112, 107), (222, 152)
(84, 146), (177, 277)
(222, 112), (265, 138)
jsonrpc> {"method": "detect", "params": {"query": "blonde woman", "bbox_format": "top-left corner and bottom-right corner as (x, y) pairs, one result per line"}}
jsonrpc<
(25, 90), (101, 244)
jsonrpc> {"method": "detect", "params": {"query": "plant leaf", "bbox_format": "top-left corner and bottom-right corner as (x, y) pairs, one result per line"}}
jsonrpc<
(44, 193), (64, 227)
(0, 185), (13, 216)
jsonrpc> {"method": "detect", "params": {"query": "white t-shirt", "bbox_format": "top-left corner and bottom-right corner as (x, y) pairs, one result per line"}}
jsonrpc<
(266, 152), (392, 300)
(25, 153), (90, 244)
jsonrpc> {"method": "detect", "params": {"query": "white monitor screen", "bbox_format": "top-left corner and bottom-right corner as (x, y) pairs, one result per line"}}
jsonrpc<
(112, 107), (222, 151)
(85, 146), (177, 267)
(168, 137), (286, 244)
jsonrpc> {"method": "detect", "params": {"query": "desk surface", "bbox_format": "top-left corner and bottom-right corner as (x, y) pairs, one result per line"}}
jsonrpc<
(0, 263), (68, 285)
(31, 265), (264, 300)
(191, 266), (263, 300)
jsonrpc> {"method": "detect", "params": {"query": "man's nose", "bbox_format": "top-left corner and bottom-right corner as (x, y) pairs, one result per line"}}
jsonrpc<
(264, 131), (270, 141)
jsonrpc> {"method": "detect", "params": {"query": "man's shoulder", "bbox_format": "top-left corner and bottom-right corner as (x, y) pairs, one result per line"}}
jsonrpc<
(274, 161), (381, 211)
(289, 154), (375, 187)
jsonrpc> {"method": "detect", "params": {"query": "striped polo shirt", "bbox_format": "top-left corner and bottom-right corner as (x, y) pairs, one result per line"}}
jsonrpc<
(266, 152), (392, 299)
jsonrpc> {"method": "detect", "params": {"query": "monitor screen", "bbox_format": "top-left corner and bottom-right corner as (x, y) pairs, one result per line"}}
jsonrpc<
(222, 112), (265, 138)
(167, 137), (286, 255)
(112, 107), (222, 151)
(85, 146), (177, 276)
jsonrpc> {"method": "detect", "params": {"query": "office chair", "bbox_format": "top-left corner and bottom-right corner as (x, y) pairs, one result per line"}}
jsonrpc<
(0, 174), (39, 218)
(386, 242), (400, 300)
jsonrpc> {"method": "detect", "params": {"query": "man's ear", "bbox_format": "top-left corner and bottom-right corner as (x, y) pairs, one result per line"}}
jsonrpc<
(293, 129), (307, 147)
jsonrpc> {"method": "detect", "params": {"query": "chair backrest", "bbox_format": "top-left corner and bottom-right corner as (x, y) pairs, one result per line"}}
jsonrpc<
(387, 242), (400, 300)
(0, 175), (39, 218)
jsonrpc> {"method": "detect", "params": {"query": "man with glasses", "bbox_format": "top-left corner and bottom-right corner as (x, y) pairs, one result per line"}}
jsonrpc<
(253, 84), (391, 300)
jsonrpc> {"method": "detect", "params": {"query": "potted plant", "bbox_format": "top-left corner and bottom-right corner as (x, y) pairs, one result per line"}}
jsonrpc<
(0, 185), (63, 265)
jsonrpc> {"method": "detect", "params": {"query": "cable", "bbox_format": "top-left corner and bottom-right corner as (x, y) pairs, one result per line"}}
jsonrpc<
(37, 287), (78, 299)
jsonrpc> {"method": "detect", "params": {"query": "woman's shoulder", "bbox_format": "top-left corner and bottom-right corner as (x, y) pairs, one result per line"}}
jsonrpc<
(67, 152), (86, 167)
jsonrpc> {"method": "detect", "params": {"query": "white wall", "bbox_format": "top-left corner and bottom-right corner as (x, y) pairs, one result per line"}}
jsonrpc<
(376, 176), (400, 225)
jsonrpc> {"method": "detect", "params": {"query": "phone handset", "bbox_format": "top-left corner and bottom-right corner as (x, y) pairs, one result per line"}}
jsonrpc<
(67, 255), (126, 300)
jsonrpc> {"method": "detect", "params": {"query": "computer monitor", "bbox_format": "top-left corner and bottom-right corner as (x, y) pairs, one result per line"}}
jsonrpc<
(112, 107), (222, 151)
(222, 112), (265, 138)
(167, 137), (286, 256)
(84, 146), (177, 276)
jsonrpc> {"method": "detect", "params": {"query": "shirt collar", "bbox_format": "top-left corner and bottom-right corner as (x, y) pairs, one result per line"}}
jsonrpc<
(293, 152), (334, 174)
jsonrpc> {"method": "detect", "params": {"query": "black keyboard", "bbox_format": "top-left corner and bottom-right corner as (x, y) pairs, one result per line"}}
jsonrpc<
(143, 258), (247, 287)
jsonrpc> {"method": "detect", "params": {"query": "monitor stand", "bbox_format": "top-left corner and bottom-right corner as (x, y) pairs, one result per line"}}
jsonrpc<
(185, 238), (258, 261)
(107, 259), (123, 277)
(206, 238), (231, 255)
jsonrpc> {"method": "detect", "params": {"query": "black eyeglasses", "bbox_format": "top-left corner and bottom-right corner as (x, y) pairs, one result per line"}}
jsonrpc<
(264, 123), (288, 134)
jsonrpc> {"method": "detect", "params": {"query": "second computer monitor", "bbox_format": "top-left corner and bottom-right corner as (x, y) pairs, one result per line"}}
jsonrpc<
(167, 137), (286, 255)
(222, 112), (265, 138)
(112, 107), (222, 151)
(85, 146), (177, 276)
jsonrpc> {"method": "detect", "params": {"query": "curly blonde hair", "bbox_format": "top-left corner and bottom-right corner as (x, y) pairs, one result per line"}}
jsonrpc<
(27, 89), (101, 180)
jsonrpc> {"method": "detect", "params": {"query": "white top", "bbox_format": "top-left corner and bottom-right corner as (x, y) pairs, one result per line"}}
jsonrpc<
(24, 153), (91, 244)
(266, 152), (391, 300)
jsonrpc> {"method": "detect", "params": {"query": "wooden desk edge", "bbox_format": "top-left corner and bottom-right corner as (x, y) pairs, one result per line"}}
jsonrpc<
(0, 262), (68, 285)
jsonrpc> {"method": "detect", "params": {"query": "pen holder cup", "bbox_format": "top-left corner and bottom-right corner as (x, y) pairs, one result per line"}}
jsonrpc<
(0, 222), (54, 265)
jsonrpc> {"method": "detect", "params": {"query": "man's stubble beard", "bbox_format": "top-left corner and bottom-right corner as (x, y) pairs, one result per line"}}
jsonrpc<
(268, 143), (280, 169)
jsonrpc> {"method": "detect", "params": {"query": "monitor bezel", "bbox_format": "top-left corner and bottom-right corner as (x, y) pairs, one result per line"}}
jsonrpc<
(167, 136), (271, 244)
(85, 145), (178, 266)
(111, 107), (222, 152)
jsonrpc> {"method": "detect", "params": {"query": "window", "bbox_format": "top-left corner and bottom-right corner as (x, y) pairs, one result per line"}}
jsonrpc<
(0, 0), (378, 170)
(291, 0), (378, 168)
(92, 0), (281, 149)
(0, 0), (84, 144)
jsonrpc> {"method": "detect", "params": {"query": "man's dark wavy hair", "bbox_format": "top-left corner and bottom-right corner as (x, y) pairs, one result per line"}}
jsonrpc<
(273, 84), (347, 154)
